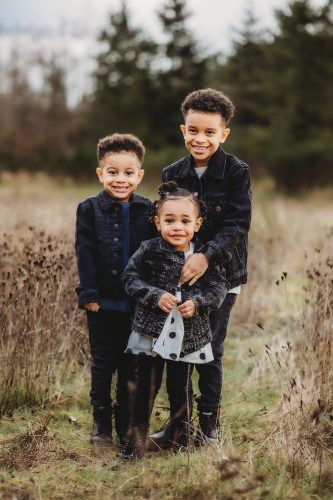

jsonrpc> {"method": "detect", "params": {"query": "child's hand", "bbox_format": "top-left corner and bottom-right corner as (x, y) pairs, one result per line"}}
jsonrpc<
(158, 293), (179, 313)
(178, 300), (196, 318)
(180, 253), (208, 286)
(84, 302), (100, 312)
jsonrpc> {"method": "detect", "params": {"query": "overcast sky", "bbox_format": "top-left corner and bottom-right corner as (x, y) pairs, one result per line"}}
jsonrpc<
(0, 0), (326, 46)
(0, 0), (326, 104)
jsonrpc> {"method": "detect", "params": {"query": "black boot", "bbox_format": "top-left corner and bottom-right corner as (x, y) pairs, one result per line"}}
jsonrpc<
(119, 425), (147, 460)
(147, 418), (190, 451)
(147, 399), (192, 451)
(90, 406), (112, 444)
(194, 410), (220, 447)
(147, 420), (177, 451)
(173, 420), (192, 451)
(114, 402), (130, 446)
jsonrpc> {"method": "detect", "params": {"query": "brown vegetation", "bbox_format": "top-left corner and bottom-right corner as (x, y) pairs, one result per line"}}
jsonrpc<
(0, 181), (333, 497)
(0, 223), (87, 415)
(264, 239), (333, 481)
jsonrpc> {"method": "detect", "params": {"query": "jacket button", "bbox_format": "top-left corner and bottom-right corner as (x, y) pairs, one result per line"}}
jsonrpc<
(215, 205), (221, 212)
(112, 270), (117, 275)
(114, 237), (119, 242)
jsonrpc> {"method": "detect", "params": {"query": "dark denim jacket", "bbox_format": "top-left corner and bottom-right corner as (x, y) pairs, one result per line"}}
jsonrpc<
(122, 237), (230, 354)
(163, 147), (252, 288)
(75, 190), (156, 308)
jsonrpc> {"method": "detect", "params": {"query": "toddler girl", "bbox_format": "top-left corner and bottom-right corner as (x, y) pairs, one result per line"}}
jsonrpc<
(121, 182), (229, 458)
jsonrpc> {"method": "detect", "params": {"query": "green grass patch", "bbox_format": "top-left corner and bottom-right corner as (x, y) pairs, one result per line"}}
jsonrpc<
(2, 320), (331, 499)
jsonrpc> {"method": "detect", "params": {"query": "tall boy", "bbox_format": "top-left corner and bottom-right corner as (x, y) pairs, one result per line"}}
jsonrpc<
(75, 133), (155, 445)
(159, 88), (252, 444)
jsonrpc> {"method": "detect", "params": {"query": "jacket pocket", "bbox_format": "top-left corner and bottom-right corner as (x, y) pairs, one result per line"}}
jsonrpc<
(205, 194), (227, 217)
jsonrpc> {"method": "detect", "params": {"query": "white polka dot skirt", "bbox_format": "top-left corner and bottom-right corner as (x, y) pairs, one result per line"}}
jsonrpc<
(152, 306), (213, 364)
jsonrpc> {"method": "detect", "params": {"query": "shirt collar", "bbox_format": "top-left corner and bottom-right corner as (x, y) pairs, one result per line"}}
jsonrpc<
(176, 146), (227, 180)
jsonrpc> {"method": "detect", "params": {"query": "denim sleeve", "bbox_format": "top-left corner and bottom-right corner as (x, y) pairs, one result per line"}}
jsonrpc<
(122, 243), (166, 308)
(202, 165), (252, 265)
(191, 268), (230, 315)
(75, 201), (100, 308)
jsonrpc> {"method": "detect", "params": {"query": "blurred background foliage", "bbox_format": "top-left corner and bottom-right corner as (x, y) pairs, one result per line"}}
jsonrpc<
(0, 0), (332, 191)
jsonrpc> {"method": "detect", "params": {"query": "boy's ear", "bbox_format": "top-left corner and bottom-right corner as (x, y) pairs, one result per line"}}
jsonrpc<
(96, 166), (103, 183)
(220, 128), (230, 144)
(180, 124), (186, 137)
(137, 169), (145, 183)
(154, 215), (161, 230)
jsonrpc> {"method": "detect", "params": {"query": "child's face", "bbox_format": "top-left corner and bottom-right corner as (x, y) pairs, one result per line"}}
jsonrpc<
(180, 110), (230, 166)
(96, 152), (144, 201)
(154, 198), (202, 252)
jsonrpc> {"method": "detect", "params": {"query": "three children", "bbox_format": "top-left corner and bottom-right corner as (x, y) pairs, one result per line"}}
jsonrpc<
(75, 88), (252, 455)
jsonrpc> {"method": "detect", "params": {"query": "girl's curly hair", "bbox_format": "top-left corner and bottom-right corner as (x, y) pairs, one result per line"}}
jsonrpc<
(153, 181), (207, 219)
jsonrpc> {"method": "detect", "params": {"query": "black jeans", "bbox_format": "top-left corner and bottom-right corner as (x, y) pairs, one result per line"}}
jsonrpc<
(132, 355), (193, 429)
(86, 310), (137, 408)
(195, 293), (237, 412)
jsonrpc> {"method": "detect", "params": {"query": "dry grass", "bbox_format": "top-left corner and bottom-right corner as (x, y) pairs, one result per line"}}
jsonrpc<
(261, 241), (333, 482)
(0, 178), (333, 498)
(0, 422), (55, 470)
(0, 216), (87, 415)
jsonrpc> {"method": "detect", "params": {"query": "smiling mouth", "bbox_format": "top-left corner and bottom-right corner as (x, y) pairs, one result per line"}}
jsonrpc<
(192, 146), (208, 153)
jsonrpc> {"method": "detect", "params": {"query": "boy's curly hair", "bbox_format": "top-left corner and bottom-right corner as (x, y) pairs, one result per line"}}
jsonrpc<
(181, 88), (235, 125)
(97, 133), (145, 164)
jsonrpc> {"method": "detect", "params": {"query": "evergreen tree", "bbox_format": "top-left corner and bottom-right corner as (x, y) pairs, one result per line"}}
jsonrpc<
(265, 0), (333, 189)
(91, 1), (157, 142)
(223, 9), (269, 126)
(151, 0), (208, 146)
(207, 9), (271, 173)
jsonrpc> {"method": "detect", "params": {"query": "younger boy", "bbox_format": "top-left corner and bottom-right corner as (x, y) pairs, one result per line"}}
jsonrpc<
(152, 88), (252, 445)
(75, 133), (155, 445)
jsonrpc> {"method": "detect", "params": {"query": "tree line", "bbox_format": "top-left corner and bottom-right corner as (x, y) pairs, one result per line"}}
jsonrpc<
(0, 0), (332, 190)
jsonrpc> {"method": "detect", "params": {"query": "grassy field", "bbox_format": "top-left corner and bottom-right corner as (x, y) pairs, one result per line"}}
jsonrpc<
(0, 175), (332, 499)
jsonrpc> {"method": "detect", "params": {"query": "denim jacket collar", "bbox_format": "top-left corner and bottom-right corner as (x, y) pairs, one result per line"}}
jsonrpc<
(98, 190), (151, 211)
(175, 146), (227, 180)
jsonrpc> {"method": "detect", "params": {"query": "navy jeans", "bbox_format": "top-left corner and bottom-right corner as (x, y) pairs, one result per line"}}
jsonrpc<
(86, 310), (137, 409)
(195, 293), (237, 412)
